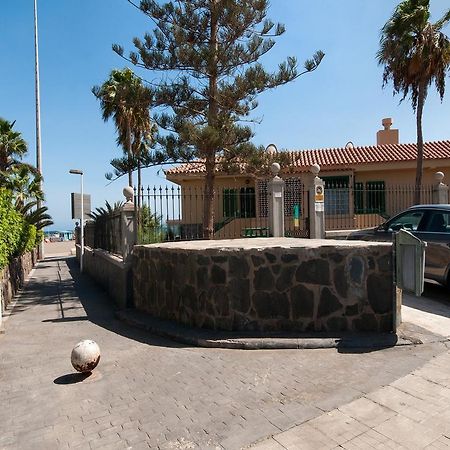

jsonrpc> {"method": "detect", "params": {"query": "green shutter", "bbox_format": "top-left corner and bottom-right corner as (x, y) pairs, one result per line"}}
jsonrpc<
(240, 187), (256, 218)
(223, 189), (238, 218)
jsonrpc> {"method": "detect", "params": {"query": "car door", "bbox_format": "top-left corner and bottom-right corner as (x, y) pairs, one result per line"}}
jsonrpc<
(373, 209), (426, 242)
(415, 209), (450, 285)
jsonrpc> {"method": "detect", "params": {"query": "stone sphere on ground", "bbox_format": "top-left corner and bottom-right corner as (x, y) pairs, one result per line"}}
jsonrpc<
(71, 340), (101, 373)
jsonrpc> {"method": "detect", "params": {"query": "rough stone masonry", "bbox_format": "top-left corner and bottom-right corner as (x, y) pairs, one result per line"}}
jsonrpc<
(132, 238), (395, 333)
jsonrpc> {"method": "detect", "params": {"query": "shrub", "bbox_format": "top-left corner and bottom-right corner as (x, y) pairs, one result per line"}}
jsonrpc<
(16, 222), (37, 255)
(0, 189), (37, 269)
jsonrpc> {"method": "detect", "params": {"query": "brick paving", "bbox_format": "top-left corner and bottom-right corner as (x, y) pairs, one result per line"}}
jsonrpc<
(251, 348), (450, 450)
(0, 255), (448, 449)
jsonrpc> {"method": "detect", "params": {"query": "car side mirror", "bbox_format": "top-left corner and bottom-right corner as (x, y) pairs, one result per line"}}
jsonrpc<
(377, 224), (387, 232)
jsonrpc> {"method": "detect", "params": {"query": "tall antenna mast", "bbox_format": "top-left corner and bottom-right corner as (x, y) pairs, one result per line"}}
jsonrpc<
(34, 0), (44, 259)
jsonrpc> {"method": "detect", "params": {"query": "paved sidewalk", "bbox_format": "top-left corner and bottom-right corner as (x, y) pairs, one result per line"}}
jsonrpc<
(250, 349), (450, 449)
(0, 255), (449, 449)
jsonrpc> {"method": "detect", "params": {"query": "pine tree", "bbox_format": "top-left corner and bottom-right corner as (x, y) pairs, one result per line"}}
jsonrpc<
(115, 0), (323, 238)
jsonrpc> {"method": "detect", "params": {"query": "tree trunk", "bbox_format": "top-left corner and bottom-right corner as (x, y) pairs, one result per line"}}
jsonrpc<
(414, 83), (426, 205)
(203, 0), (219, 240)
(127, 122), (133, 188)
(137, 159), (142, 209)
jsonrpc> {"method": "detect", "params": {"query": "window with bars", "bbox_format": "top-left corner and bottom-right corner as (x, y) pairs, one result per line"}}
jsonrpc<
(353, 181), (386, 214)
(366, 181), (386, 213)
(240, 187), (256, 218)
(223, 189), (238, 218)
(223, 187), (256, 218)
(323, 176), (350, 215)
(354, 182), (364, 213)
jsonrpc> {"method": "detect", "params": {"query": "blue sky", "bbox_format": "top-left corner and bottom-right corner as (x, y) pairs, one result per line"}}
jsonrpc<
(1, 0), (450, 229)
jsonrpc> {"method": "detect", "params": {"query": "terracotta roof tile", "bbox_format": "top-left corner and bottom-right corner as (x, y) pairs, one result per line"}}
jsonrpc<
(165, 140), (450, 176)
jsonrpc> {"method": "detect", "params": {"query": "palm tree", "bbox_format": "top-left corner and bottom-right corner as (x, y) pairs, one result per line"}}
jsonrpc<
(92, 68), (153, 192)
(87, 200), (124, 222)
(17, 200), (53, 231)
(378, 0), (450, 204)
(3, 165), (43, 209)
(0, 118), (28, 173)
(0, 118), (43, 209)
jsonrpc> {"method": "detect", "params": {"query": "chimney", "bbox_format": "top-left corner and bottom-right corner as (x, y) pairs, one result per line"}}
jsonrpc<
(376, 117), (399, 145)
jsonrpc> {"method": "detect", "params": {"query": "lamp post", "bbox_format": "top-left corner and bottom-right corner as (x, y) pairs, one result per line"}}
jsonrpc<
(34, 0), (43, 259)
(69, 169), (84, 273)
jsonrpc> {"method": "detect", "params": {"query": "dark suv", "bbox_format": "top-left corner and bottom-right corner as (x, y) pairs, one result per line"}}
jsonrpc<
(347, 204), (450, 287)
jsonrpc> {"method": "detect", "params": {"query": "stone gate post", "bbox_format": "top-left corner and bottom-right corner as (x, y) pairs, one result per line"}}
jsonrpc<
(432, 171), (449, 204)
(268, 163), (285, 237)
(121, 186), (137, 261)
(308, 164), (326, 239)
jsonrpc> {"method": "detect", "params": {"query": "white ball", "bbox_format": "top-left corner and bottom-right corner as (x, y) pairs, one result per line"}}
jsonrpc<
(71, 340), (101, 373)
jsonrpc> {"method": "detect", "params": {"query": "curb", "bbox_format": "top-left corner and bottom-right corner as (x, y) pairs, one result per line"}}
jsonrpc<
(115, 309), (443, 350)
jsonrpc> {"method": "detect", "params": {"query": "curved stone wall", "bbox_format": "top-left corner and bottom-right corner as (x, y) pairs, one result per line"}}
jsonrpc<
(132, 238), (395, 332)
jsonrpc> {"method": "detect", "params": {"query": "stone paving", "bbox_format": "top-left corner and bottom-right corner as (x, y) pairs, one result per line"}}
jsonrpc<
(250, 349), (450, 449)
(0, 255), (449, 449)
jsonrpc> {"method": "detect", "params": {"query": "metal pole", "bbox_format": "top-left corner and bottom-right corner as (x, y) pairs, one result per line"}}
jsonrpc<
(34, 0), (44, 259)
(80, 173), (84, 273)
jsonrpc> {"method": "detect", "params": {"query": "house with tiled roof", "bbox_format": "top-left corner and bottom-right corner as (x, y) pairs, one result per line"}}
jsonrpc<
(165, 118), (450, 235)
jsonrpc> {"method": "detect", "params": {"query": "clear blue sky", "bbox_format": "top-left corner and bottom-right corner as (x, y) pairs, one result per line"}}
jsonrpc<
(1, 0), (450, 229)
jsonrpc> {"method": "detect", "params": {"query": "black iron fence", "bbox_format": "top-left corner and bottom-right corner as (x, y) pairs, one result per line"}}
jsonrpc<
(135, 180), (310, 243)
(80, 181), (435, 252)
(325, 184), (434, 230)
(83, 214), (122, 255)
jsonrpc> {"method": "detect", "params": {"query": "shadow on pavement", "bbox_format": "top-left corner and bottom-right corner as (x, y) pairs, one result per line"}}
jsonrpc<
(336, 335), (398, 354)
(64, 256), (185, 349)
(7, 256), (403, 352)
(54, 372), (92, 385)
(43, 316), (90, 323)
(404, 283), (450, 319)
(423, 281), (450, 301)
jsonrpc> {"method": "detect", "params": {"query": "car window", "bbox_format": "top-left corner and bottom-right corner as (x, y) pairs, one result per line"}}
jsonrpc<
(423, 211), (450, 233)
(385, 211), (425, 232)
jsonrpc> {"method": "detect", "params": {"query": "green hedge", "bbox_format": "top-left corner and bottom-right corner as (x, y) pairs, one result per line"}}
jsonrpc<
(0, 189), (37, 270)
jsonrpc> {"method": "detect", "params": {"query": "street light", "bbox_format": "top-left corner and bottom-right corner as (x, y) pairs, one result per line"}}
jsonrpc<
(69, 169), (84, 273)
(34, 0), (43, 259)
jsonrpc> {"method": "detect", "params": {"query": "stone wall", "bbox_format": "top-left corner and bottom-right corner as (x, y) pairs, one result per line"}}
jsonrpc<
(80, 246), (132, 309)
(132, 238), (396, 333)
(1, 249), (37, 313)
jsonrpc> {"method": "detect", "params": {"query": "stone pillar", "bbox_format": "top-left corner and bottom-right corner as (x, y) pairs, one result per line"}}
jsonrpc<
(432, 172), (449, 204)
(268, 163), (285, 237)
(121, 186), (137, 261)
(308, 164), (326, 239)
